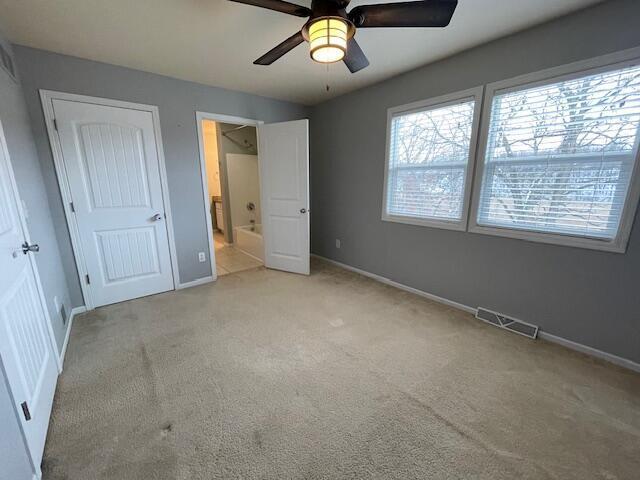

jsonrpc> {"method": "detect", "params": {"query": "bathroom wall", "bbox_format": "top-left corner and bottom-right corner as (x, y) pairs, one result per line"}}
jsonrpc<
(202, 119), (221, 198)
(218, 123), (258, 157)
(216, 123), (259, 242)
(226, 153), (261, 241)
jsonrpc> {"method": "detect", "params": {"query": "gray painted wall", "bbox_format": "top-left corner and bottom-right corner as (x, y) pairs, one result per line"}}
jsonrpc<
(13, 46), (309, 304)
(310, 0), (640, 363)
(0, 36), (72, 353)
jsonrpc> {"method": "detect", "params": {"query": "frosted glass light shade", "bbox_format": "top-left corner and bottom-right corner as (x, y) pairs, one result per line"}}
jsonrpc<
(309, 18), (348, 63)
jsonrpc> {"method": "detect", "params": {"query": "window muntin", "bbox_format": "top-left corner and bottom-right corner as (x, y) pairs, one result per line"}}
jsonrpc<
(476, 64), (640, 241)
(385, 97), (477, 224)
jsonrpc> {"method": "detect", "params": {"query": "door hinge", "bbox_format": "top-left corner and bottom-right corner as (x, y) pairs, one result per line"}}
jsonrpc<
(21, 401), (31, 421)
(85, 274), (91, 285)
(69, 201), (75, 213)
(53, 118), (58, 131)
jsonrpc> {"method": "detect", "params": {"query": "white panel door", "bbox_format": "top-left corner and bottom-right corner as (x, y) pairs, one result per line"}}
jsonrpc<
(258, 120), (309, 275)
(0, 121), (58, 471)
(53, 100), (174, 307)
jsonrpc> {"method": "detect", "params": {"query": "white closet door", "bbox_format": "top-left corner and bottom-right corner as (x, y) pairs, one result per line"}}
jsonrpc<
(258, 119), (310, 275)
(53, 99), (174, 307)
(0, 121), (58, 472)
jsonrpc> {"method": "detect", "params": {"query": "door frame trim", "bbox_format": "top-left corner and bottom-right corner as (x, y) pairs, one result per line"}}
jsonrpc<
(194, 111), (263, 280)
(40, 90), (180, 310)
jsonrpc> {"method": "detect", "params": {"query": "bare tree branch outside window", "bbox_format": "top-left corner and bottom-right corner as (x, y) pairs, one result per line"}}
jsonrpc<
(478, 65), (640, 238)
(386, 65), (640, 239)
(388, 100), (475, 220)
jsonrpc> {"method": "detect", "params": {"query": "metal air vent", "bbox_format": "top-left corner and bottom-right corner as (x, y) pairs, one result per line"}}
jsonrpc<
(476, 307), (539, 339)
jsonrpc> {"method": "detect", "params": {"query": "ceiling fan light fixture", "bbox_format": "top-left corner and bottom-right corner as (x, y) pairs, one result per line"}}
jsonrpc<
(308, 17), (348, 64)
(237, 0), (458, 73)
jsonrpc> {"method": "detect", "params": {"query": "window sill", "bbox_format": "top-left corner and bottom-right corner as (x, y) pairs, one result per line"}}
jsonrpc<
(381, 213), (467, 232)
(467, 223), (627, 253)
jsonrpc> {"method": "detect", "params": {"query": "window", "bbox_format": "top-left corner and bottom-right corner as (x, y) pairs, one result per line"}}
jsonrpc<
(471, 61), (640, 251)
(382, 88), (482, 230)
(381, 52), (640, 251)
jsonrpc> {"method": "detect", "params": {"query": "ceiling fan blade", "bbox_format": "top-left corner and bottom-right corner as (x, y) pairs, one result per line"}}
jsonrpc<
(327, 0), (351, 8)
(228, 0), (311, 17)
(254, 31), (305, 65)
(343, 38), (369, 73)
(349, 0), (457, 28)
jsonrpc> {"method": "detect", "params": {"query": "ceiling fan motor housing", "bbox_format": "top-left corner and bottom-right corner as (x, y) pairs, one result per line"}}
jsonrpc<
(301, 16), (356, 42)
(301, 0), (356, 42)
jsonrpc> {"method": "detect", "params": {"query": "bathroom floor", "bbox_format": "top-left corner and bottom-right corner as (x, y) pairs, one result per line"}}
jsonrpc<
(214, 231), (262, 276)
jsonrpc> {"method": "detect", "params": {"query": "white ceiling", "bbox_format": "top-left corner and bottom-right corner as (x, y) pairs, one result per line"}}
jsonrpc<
(0, 0), (603, 105)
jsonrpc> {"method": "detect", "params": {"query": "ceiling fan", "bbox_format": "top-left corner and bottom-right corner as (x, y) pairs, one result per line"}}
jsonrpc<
(228, 0), (458, 73)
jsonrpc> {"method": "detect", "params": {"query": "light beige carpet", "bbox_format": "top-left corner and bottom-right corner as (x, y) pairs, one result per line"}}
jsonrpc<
(43, 259), (640, 479)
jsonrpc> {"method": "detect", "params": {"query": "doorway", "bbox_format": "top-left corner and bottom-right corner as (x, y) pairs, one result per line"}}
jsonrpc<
(197, 114), (264, 276)
(198, 114), (310, 278)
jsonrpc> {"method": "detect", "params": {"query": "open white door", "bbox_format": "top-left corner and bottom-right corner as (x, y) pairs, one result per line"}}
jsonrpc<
(258, 119), (310, 275)
(0, 119), (57, 475)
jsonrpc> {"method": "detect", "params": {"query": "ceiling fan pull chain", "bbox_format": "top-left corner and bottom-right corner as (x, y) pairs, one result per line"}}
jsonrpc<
(326, 63), (330, 92)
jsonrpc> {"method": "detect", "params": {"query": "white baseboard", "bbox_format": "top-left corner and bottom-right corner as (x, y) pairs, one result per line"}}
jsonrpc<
(313, 254), (640, 373)
(176, 275), (215, 290)
(314, 255), (476, 314)
(538, 331), (640, 373)
(59, 306), (87, 371)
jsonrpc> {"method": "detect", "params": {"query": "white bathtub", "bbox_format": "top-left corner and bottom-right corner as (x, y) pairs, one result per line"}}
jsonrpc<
(233, 224), (264, 262)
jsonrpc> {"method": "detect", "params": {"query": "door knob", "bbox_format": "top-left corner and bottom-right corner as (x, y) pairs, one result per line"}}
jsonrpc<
(151, 213), (163, 221)
(22, 242), (39, 254)
(300, 208), (307, 214)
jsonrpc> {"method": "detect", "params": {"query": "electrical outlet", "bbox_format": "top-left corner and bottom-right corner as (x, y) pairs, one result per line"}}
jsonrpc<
(198, 252), (206, 263)
(335, 239), (341, 249)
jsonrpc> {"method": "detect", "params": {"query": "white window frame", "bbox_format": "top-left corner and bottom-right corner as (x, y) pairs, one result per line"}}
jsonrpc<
(469, 48), (640, 253)
(381, 86), (484, 231)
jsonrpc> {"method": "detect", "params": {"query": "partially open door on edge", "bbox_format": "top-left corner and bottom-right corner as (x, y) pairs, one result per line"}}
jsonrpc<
(258, 119), (309, 275)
